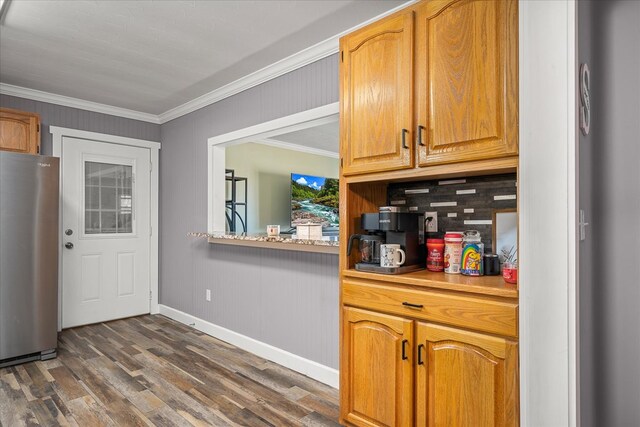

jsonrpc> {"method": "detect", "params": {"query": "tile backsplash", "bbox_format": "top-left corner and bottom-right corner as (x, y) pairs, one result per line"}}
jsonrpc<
(387, 173), (517, 253)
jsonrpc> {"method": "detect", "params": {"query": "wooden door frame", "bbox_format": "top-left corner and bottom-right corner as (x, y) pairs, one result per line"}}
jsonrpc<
(51, 126), (161, 331)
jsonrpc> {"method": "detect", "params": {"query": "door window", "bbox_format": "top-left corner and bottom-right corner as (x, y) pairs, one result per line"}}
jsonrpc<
(84, 161), (133, 234)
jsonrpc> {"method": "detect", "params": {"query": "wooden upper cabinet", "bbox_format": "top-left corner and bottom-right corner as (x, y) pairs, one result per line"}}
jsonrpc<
(415, 0), (518, 166)
(0, 108), (41, 155)
(340, 307), (413, 426)
(340, 10), (414, 176)
(415, 322), (519, 426)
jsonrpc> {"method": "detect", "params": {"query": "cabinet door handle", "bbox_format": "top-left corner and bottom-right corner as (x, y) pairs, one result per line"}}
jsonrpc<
(401, 128), (409, 149)
(402, 301), (424, 309)
(417, 344), (425, 365)
(402, 339), (409, 360)
(416, 125), (425, 146)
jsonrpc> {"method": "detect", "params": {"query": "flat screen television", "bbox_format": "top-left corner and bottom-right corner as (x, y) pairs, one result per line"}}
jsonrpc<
(291, 173), (339, 228)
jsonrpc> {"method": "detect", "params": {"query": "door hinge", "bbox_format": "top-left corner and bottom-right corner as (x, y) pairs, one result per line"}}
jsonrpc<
(340, 158), (343, 168)
(37, 124), (40, 132)
(150, 161), (152, 172)
(150, 226), (153, 237)
(149, 290), (152, 301)
(341, 51), (344, 62)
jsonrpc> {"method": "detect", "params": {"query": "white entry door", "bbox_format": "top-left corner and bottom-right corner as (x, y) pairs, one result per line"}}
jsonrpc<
(61, 137), (151, 328)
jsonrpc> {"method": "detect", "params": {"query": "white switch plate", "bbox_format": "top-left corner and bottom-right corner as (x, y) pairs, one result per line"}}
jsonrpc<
(206, 289), (211, 301)
(425, 211), (438, 233)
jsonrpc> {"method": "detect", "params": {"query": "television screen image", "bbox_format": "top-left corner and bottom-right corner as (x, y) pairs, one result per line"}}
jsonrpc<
(291, 173), (339, 228)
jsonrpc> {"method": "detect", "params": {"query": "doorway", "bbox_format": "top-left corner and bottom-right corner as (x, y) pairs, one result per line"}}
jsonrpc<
(52, 127), (160, 330)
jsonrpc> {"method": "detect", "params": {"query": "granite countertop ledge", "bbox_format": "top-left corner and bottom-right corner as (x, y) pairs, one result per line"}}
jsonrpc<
(188, 232), (340, 254)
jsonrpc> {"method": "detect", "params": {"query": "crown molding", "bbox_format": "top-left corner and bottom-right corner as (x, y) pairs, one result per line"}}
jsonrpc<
(1, 1), (416, 125)
(0, 83), (161, 124)
(255, 138), (338, 159)
(158, 0), (417, 124)
(158, 40), (336, 124)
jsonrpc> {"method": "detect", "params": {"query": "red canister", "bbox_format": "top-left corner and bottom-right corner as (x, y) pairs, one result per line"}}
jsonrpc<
(426, 238), (445, 272)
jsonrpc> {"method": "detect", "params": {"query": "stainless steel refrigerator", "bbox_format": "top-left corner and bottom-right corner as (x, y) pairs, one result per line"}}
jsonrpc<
(0, 151), (59, 367)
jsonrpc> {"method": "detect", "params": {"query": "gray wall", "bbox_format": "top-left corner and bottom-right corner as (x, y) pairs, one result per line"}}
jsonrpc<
(578, 3), (596, 423)
(159, 54), (340, 369)
(0, 95), (160, 155)
(579, 1), (640, 425)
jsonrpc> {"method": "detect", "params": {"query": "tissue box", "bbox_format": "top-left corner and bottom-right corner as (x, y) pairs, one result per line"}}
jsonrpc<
(296, 224), (323, 240)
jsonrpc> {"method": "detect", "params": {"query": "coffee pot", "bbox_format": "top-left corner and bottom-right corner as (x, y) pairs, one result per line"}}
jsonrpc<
(347, 233), (384, 264)
(347, 213), (385, 264)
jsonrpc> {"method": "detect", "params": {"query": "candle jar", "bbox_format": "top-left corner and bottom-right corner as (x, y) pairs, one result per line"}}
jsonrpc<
(502, 262), (518, 284)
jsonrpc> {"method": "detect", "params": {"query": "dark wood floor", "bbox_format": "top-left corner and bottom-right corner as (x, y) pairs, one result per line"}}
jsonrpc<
(0, 315), (341, 426)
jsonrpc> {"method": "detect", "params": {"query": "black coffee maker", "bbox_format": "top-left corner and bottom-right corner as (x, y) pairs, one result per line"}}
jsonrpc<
(349, 207), (425, 274)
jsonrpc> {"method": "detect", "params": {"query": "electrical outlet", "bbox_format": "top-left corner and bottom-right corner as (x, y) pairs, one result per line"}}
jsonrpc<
(205, 289), (211, 302)
(425, 211), (438, 233)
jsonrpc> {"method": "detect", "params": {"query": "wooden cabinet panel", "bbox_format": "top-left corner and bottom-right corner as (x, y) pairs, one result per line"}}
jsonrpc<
(0, 108), (41, 155)
(341, 306), (413, 426)
(340, 10), (414, 175)
(415, 0), (518, 166)
(339, 2), (520, 424)
(343, 279), (518, 337)
(415, 322), (519, 426)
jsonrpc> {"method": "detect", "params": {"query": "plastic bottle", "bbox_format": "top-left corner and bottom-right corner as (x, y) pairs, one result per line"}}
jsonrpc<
(444, 232), (463, 274)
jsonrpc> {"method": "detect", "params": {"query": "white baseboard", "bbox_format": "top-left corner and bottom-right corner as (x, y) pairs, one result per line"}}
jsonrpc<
(157, 305), (339, 389)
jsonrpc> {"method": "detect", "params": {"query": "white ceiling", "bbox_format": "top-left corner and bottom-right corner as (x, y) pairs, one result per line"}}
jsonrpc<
(272, 121), (339, 153)
(0, 0), (405, 116)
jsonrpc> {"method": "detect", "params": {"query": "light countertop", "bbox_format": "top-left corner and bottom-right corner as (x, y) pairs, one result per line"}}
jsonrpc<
(188, 232), (340, 255)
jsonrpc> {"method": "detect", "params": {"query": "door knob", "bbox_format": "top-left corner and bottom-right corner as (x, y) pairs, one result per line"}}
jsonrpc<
(65, 242), (74, 249)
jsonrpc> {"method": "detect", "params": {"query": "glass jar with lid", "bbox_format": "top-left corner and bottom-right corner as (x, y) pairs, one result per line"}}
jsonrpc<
(460, 230), (484, 276)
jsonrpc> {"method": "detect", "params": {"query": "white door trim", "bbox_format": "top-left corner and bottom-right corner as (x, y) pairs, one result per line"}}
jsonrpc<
(52, 126), (160, 331)
(50, 127), (160, 150)
(518, 1), (578, 425)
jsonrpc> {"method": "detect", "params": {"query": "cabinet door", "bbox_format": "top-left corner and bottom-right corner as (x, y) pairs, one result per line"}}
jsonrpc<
(340, 10), (414, 175)
(0, 108), (40, 155)
(341, 307), (413, 426)
(415, 322), (519, 426)
(415, 0), (518, 166)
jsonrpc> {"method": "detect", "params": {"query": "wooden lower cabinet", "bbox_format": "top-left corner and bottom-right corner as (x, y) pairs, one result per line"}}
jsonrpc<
(415, 322), (519, 426)
(341, 306), (519, 426)
(341, 307), (414, 426)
